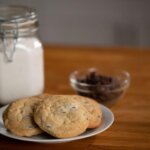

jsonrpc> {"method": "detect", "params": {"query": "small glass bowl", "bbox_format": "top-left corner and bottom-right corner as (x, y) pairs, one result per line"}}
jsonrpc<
(69, 68), (130, 106)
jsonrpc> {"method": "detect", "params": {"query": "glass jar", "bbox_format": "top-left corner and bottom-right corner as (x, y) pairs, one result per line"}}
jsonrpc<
(0, 5), (44, 105)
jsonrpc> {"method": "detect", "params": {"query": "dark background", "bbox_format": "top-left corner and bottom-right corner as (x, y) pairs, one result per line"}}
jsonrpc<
(0, 0), (150, 48)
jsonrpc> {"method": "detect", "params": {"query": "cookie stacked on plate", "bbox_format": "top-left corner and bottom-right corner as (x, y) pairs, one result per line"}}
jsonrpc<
(3, 94), (102, 138)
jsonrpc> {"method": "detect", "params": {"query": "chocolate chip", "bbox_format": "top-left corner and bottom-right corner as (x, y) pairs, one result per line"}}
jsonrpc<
(71, 106), (76, 109)
(46, 125), (51, 128)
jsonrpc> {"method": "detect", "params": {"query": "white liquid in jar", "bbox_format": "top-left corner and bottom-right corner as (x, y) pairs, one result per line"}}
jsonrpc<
(0, 37), (44, 105)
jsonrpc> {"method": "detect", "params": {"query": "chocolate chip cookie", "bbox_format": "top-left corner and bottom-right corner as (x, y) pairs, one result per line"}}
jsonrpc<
(71, 95), (102, 128)
(34, 95), (89, 138)
(3, 94), (50, 137)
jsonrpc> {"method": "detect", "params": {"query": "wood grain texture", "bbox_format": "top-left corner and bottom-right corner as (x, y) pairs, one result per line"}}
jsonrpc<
(0, 45), (150, 150)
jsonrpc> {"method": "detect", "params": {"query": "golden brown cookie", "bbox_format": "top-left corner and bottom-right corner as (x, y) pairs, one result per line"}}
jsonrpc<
(71, 95), (102, 128)
(3, 94), (50, 137)
(34, 95), (89, 138)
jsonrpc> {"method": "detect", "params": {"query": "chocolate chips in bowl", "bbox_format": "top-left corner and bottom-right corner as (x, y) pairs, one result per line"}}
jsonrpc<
(70, 68), (130, 107)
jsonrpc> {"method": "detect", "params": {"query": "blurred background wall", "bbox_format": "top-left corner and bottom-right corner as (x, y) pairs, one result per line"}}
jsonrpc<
(0, 0), (150, 48)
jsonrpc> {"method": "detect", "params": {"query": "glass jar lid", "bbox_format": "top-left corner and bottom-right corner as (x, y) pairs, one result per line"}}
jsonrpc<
(0, 5), (38, 37)
(0, 5), (38, 62)
(0, 5), (37, 23)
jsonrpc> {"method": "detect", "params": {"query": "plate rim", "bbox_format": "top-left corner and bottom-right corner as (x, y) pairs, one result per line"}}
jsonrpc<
(0, 104), (114, 143)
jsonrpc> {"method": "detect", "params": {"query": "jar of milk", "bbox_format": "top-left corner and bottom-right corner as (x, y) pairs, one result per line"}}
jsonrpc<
(0, 6), (44, 105)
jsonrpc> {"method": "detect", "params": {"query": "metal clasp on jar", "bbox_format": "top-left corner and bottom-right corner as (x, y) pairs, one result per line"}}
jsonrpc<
(0, 22), (18, 62)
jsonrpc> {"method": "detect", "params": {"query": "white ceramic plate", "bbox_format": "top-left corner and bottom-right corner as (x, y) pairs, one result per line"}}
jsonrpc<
(0, 104), (114, 143)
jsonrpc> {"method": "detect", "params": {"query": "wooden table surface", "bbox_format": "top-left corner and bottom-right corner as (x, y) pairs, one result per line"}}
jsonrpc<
(0, 45), (150, 150)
